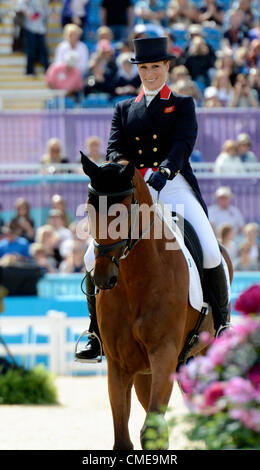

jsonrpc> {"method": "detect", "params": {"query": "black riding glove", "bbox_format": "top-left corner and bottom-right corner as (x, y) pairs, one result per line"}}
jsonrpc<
(147, 170), (168, 191)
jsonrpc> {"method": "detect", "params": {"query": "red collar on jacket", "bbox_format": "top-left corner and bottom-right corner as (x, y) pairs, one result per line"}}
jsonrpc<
(135, 83), (171, 103)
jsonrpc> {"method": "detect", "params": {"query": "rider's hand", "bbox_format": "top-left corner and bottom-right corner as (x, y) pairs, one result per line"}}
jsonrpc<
(147, 170), (168, 191)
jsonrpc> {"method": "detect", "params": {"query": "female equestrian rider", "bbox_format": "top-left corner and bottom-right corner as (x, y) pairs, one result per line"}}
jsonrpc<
(76, 37), (230, 362)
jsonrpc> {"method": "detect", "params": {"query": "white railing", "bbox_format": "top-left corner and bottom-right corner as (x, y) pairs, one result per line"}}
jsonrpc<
(0, 311), (107, 375)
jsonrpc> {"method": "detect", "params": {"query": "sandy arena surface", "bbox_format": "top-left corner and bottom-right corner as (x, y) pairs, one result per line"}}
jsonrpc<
(0, 375), (194, 450)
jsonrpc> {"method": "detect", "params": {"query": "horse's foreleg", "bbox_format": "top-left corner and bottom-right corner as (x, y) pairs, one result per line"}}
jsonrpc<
(140, 341), (178, 450)
(107, 359), (134, 450)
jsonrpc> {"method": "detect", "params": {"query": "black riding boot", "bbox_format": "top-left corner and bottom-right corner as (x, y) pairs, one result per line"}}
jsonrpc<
(75, 272), (102, 362)
(204, 262), (230, 337)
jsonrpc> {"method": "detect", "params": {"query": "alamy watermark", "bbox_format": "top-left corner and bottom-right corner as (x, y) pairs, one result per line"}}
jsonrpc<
(75, 197), (185, 251)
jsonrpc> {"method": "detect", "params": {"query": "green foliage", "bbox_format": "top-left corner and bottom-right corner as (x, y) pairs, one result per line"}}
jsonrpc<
(0, 365), (58, 405)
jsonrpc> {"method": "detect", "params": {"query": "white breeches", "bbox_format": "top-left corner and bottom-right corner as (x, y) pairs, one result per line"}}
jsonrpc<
(84, 171), (221, 272)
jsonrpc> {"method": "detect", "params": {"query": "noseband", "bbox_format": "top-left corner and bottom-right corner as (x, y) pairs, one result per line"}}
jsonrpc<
(88, 182), (155, 268)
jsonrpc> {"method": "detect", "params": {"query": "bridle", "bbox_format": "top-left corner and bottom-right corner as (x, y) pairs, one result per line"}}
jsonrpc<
(88, 182), (155, 268)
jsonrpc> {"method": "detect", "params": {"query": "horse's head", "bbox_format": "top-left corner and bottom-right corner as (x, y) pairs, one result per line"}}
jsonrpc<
(81, 151), (136, 290)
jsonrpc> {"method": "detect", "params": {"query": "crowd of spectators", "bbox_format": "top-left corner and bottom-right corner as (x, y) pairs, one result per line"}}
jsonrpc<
(13, 0), (260, 108)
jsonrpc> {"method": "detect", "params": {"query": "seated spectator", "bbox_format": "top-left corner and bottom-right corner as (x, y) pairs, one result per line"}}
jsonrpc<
(51, 194), (71, 227)
(236, 0), (257, 31)
(214, 139), (244, 174)
(166, 0), (199, 27)
(101, 0), (134, 42)
(243, 222), (260, 265)
(54, 23), (89, 75)
(9, 197), (35, 243)
(248, 67), (260, 101)
(233, 46), (249, 75)
(35, 224), (62, 268)
(84, 40), (118, 97)
(210, 69), (234, 106)
(0, 222), (30, 259)
(169, 64), (189, 84)
(233, 241), (260, 271)
(134, 0), (166, 27)
(29, 242), (57, 273)
(248, 19), (260, 42)
(223, 9), (249, 49)
(41, 137), (69, 173)
(214, 50), (239, 87)
(218, 223), (238, 262)
(171, 79), (203, 106)
(230, 73), (259, 107)
(208, 186), (245, 236)
(236, 133), (258, 163)
(247, 38), (260, 68)
(165, 31), (183, 61)
(197, 0), (225, 26)
(114, 52), (141, 97)
(59, 240), (86, 273)
(96, 25), (114, 43)
(47, 209), (73, 250)
(46, 50), (83, 98)
(85, 136), (105, 165)
(61, 0), (89, 29)
(203, 85), (223, 107)
(182, 36), (215, 87)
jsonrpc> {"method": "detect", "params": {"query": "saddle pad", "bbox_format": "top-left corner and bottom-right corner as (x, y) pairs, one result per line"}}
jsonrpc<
(155, 198), (231, 313)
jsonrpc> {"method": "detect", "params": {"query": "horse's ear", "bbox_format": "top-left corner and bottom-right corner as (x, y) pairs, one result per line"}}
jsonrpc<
(80, 151), (100, 179)
(120, 160), (135, 181)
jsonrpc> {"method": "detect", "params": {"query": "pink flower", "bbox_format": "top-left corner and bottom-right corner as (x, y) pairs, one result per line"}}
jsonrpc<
(234, 285), (260, 316)
(225, 377), (256, 403)
(248, 364), (260, 391)
(203, 382), (225, 406)
(229, 408), (260, 432)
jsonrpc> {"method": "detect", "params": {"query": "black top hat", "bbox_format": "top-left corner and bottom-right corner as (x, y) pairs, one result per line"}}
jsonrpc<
(129, 37), (174, 64)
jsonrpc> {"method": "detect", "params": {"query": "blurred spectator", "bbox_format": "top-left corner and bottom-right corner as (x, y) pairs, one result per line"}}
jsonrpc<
(203, 85), (223, 107)
(35, 224), (62, 268)
(0, 222), (30, 259)
(134, 0), (166, 27)
(59, 240), (86, 273)
(47, 209), (73, 250)
(115, 52), (141, 97)
(223, 9), (249, 49)
(233, 241), (260, 271)
(9, 197), (35, 242)
(208, 186), (245, 235)
(51, 194), (72, 227)
(46, 50), (83, 97)
(54, 23), (89, 75)
(61, 0), (89, 29)
(29, 242), (56, 273)
(171, 78), (203, 106)
(166, 0), (199, 26)
(211, 69), (234, 106)
(247, 38), (260, 68)
(248, 19), (260, 41)
(248, 67), (260, 101)
(182, 36), (215, 87)
(96, 25), (114, 43)
(169, 64), (189, 84)
(243, 222), (260, 265)
(101, 0), (134, 42)
(41, 137), (69, 173)
(230, 73), (259, 107)
(233, 46), (249, 74)
(214, 50), (239, 86)
(164, 31), (183, 61)
(236, 0), (257, 30)
(85, 136), (105, 165)
(214, 139), (244, 174)
(197, 0), (225, 26)
(84, 40), (118, 96)
(236, 133), (258, 162)
(17, 0), (50, 75)
(218, 223), (238, 262)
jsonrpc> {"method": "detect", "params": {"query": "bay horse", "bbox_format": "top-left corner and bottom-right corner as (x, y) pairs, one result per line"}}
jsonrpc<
(80, 153), (233, 450)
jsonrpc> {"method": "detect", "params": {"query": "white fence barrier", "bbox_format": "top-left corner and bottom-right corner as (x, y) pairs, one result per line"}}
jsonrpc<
(0, 311), (107, 375)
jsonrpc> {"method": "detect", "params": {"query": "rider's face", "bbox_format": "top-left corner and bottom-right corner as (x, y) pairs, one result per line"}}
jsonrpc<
(137, 61), (170, 91)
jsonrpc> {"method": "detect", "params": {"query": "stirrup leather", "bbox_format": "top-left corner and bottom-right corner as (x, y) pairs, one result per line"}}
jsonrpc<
(74, 330), (102, 364)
